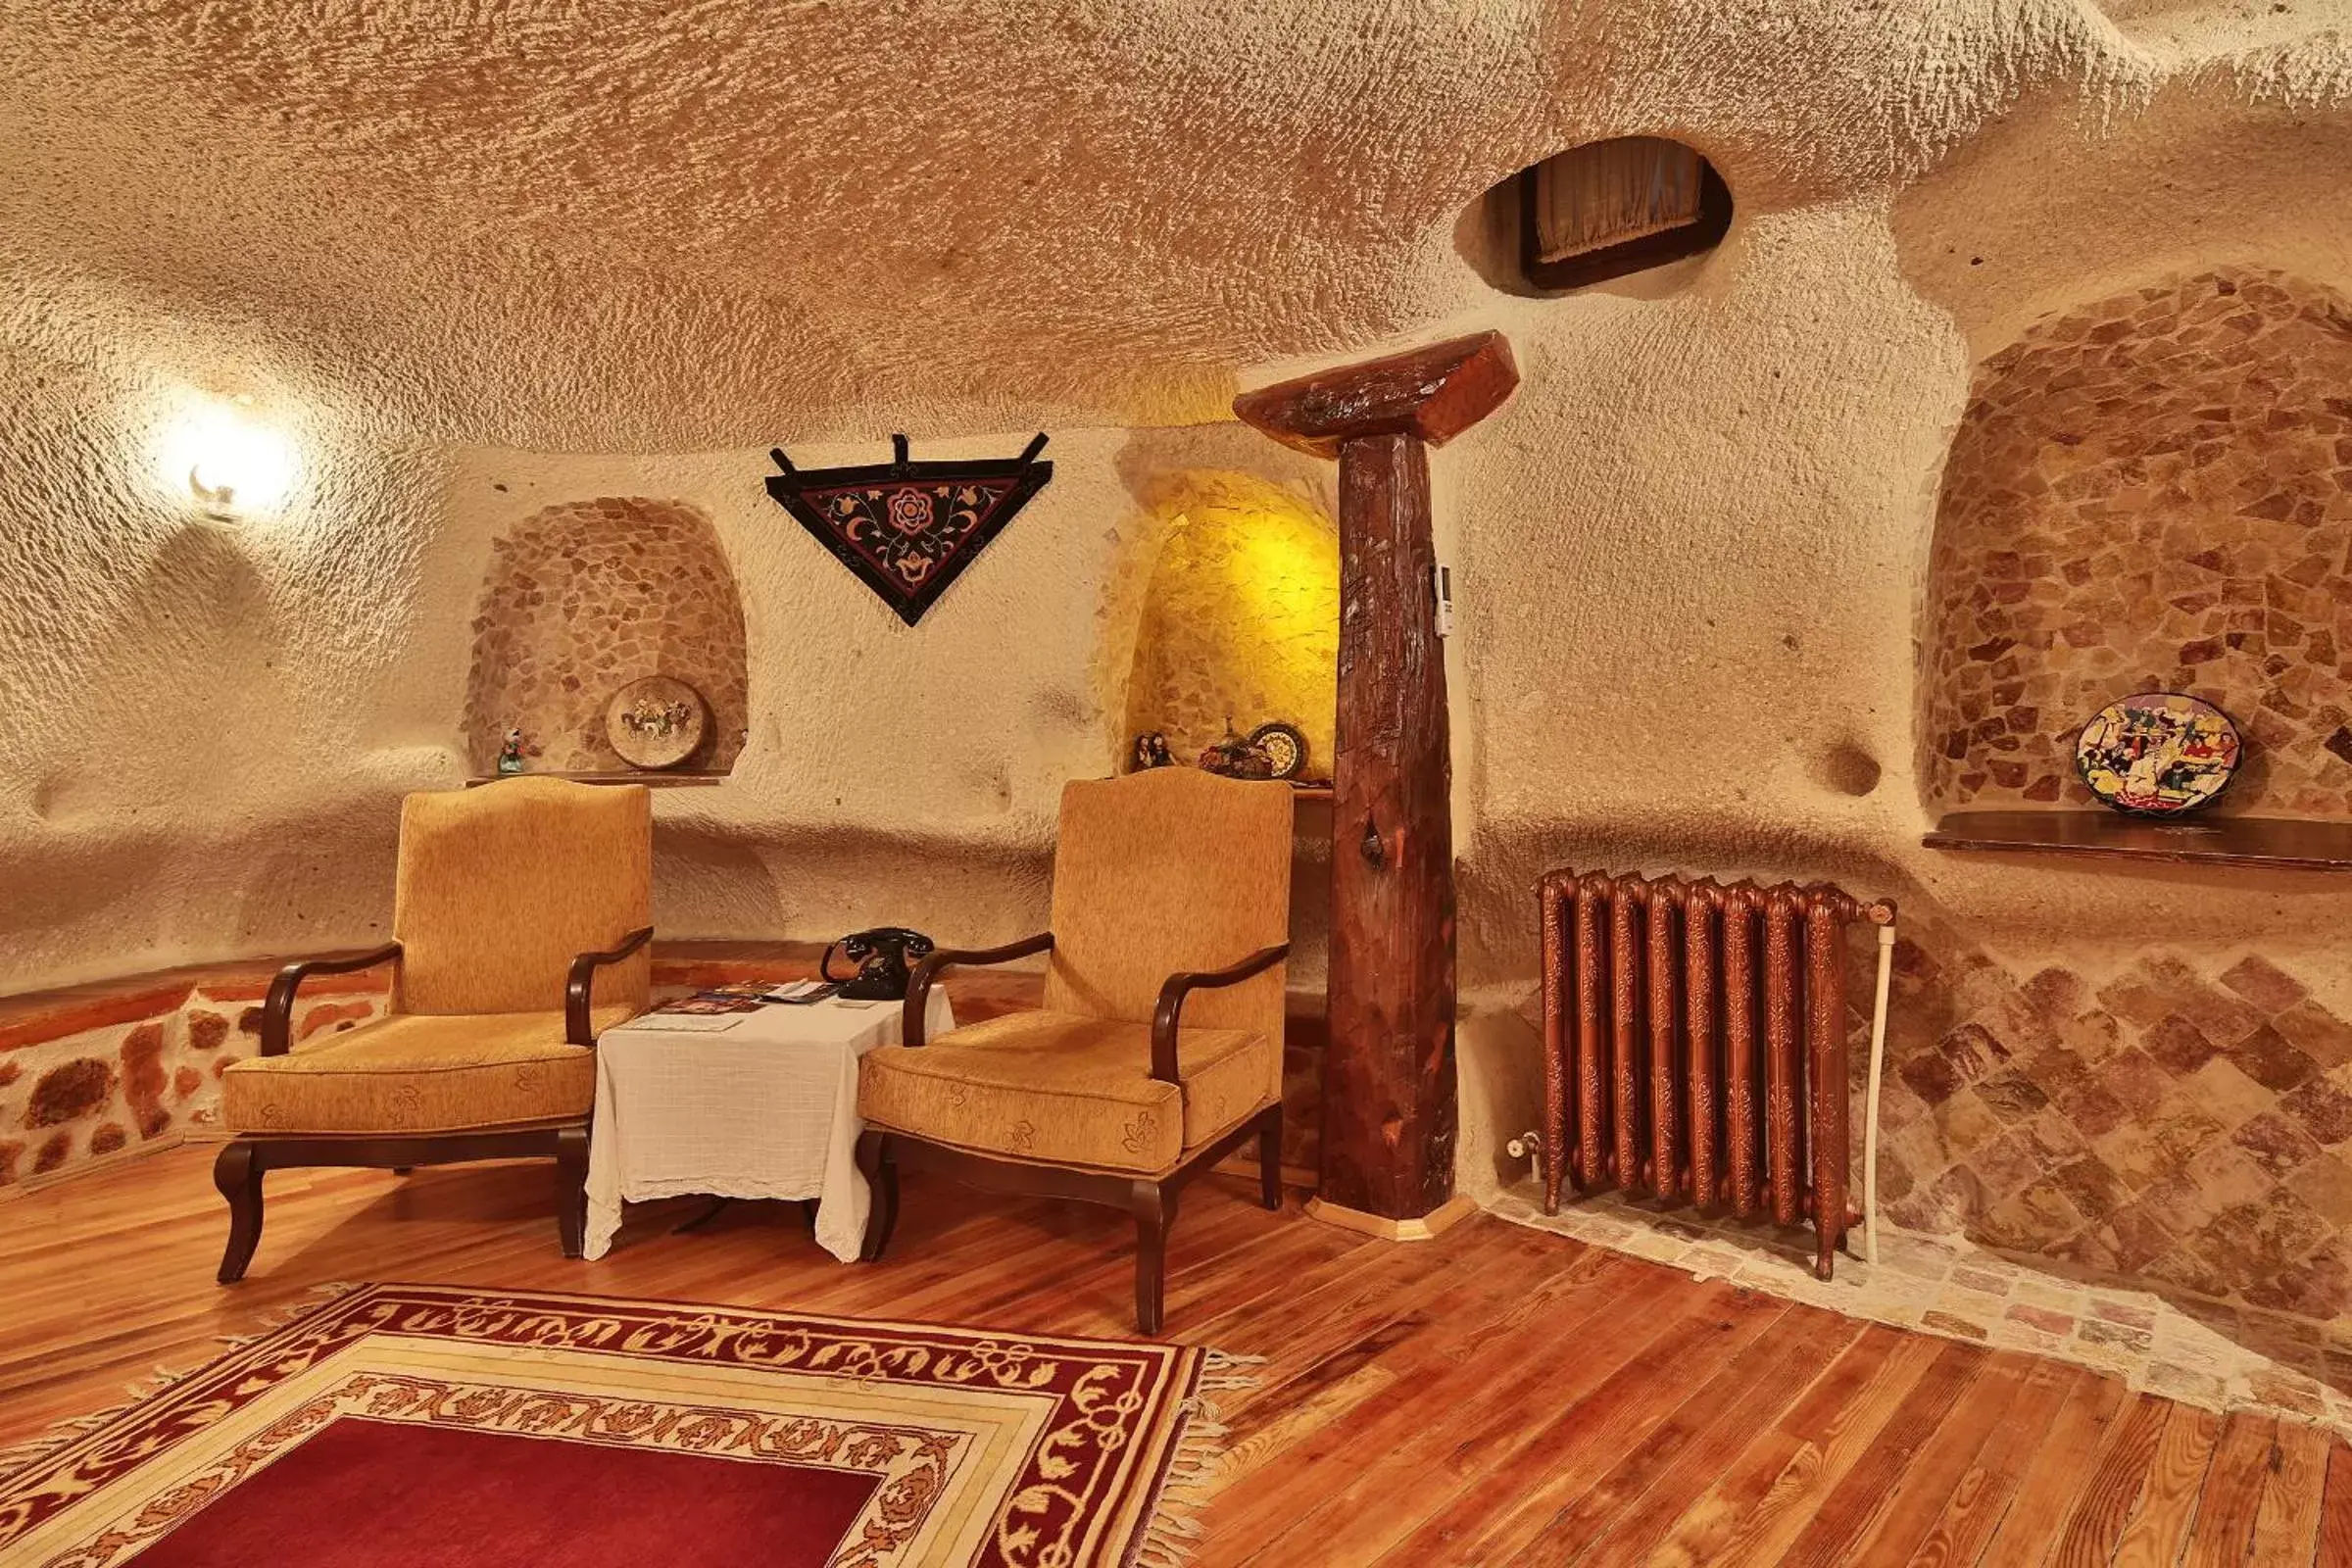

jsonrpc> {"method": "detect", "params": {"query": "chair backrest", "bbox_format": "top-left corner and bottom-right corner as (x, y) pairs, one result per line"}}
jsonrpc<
(1042, 769), (1294, 1094)
(392, 776), (653, 1016)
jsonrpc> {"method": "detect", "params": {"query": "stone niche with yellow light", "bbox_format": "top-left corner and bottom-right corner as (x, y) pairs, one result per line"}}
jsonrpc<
(1117, 469), (1339, 780)
(1099, 467), (1341, 1181)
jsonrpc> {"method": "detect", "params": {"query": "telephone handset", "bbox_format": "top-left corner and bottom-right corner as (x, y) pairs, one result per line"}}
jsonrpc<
(820, 927), (936, 1001)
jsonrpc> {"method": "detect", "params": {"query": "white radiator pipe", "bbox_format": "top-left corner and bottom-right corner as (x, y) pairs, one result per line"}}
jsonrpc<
(1863, 920), (1896, 1266)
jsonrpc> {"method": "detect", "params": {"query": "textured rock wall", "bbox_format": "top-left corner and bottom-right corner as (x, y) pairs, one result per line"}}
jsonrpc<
(9, 2), (2349, 992)
(425, 428), (1339, 983)
(1922, 269), (2352, 815)
(462, 497), (749, 774)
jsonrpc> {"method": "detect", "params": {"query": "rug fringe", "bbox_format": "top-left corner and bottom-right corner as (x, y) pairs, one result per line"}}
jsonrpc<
(209, 1280), (363, 1351)
(1129, 1352), (1262, 1568)
(1195, 1348), (1265, 1395)
(0, 1407), (134, 1483)
(0, 1280), (366, 1486)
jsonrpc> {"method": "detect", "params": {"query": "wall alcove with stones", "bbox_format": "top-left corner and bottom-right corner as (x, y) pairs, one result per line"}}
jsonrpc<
(1088, 466), (1341, 1180)
(1919, 268), (2352, 817)
(1855, 264), (2352, 1368)
(1117, 471), (1339, 776)
(460, 498), (750, 775)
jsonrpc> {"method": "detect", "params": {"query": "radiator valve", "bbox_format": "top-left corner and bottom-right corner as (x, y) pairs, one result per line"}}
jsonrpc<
(1505, 1130), (1544, 1181)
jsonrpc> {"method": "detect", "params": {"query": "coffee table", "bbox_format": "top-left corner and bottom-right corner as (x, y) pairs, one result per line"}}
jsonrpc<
(583, 988), (955, 1263)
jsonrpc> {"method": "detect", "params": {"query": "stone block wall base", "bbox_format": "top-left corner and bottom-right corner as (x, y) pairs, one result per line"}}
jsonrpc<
(0, 1131), (193, 1202)
(1304, 1192), (1477, 1242)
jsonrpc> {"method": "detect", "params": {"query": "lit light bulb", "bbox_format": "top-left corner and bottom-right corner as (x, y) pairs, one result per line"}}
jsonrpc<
(155, 396), (299, 519)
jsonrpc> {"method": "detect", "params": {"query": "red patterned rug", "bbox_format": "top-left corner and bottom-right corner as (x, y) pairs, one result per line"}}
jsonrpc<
(0, 1284), (1246, 1567)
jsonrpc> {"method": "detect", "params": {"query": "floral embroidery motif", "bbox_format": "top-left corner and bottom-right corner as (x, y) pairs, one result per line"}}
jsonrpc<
(1120, 1110), (1159, 1155)
(763, 437), (1053, 626)
(886, 489), (935, 534)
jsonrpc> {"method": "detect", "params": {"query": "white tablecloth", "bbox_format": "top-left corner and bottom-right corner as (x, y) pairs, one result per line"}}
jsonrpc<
(585, 989), (954, 1264)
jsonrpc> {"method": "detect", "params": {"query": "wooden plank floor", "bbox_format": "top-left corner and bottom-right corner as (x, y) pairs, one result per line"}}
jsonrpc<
(3, 1145), (2349, 1566)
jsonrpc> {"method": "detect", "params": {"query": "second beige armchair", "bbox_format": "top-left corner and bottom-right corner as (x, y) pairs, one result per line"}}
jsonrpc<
(856, 766), (1296, 1334)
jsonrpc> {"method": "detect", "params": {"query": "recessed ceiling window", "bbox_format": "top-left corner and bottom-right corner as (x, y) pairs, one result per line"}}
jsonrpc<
(1519, 136), (1732, 290)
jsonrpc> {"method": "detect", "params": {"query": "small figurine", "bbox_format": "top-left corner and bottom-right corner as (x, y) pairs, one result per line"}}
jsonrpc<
(620, 698), (695, 741)
(1130, 732), (1174, 772)
(497, 727), (527, 776)
(1200, 722), (1277, 780)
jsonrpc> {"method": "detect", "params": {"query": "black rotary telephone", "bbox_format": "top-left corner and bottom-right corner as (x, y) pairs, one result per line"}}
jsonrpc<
(820, 928), (935, 1001)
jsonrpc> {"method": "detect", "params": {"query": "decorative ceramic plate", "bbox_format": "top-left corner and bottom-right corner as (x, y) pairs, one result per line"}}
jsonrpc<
(605, 676), (708, 770)
(2074, 692), (2241, 817)
(1248, 721), (1308, 781)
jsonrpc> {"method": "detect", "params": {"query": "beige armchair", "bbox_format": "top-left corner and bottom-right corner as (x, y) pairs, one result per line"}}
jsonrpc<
(857, 767), (1295, 1333)
(214, 776), (653, 1282)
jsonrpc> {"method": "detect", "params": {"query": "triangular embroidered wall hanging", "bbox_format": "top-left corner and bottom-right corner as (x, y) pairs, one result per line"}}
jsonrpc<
(763, 432), (1052, 626)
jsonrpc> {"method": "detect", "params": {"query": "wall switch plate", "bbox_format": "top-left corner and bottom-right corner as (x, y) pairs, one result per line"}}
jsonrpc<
(1433, 563), (1454, 637)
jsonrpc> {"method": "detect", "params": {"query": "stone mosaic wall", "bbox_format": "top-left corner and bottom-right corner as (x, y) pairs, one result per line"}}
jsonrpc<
(0, 977), (387, 1187)
(1120, 471), (1339, 777)
(462, 498), (749, 775)
(1871, 927), (2352, 1328)
(1920, 268), (2352, 814)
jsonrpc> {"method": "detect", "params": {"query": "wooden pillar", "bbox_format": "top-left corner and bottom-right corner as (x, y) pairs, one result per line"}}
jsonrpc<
(1233, 333), (1518, 1233)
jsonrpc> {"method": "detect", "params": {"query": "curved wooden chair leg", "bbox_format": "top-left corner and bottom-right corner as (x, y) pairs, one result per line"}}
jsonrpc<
(857, 1131), (900, 1261)
(1130, 1179), (1171, 1336)
(554, 1125), (589, 1259)
(214, 1141), (265, 1285)
(1256, 1106), (1283, 1211)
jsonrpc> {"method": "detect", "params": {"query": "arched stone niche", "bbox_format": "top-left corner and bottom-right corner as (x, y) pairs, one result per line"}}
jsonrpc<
(462, 497), (749, 774)
(1113, 470), (1339, 777)
(1919, 268), (2352, 817)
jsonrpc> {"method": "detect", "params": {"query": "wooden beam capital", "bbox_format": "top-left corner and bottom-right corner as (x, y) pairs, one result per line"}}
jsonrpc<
(1231, 332), (1518, 460)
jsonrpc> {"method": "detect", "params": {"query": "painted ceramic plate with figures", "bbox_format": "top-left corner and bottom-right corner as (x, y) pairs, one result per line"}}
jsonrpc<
(2074, 692), (2241, 817)
(605, 675), (708, 770)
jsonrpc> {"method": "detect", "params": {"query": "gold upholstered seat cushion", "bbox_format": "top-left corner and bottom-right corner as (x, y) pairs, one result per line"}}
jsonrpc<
(220, 1005), (636, 1136)
(858, 1010), (1276, 1175)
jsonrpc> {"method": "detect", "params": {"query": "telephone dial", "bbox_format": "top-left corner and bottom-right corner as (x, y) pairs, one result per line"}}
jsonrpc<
(820, 927), (936, 1001)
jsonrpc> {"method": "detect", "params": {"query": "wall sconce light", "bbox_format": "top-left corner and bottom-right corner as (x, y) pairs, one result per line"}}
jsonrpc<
(156, 395), (299, 520)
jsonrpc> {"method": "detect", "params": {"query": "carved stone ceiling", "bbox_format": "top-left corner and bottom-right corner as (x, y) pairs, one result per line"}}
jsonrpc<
(5, 0), (2343, 451)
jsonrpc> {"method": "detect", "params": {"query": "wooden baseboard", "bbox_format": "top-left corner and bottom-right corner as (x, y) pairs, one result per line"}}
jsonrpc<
(1304, 1193), (1478, 1242)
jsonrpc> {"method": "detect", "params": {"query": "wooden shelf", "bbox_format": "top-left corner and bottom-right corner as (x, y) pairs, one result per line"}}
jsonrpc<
(1109, 772), (1331, 801)
(1923, 810), (2352, 871)
(465, 771), (727, 788)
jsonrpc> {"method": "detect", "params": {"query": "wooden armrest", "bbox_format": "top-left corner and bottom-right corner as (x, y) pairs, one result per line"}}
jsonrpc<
(259, 943), (403, 1057)
(567, 925), (655, 1046)
(902, 932), (1054, 1048)
(1151, 943), (1290, 1085)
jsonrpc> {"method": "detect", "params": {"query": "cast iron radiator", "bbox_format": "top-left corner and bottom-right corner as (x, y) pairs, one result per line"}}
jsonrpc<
(1535, 869), (1895, 1280)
